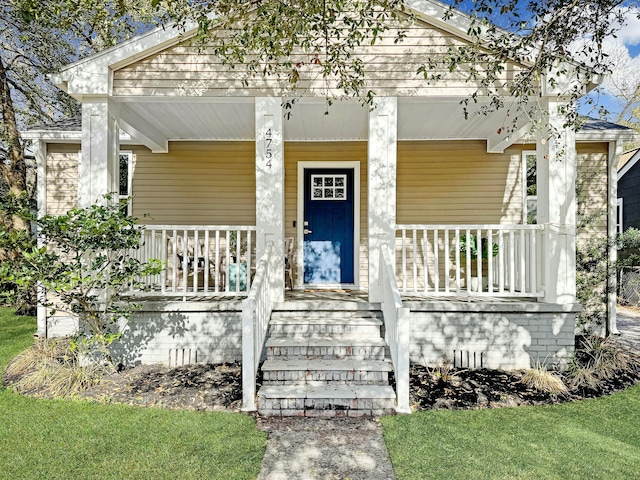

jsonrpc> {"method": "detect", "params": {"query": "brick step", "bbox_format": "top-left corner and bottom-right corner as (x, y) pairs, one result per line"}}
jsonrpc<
(271, 310), (383, 320)
(261, 359), (393, 385)
(268, 317), (383, 337)
(265, 336), (388, 360)
(258, 384), (397, 417)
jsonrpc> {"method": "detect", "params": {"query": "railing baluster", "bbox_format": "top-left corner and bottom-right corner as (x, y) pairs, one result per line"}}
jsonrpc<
(193, 230), (199, 294)
(487, 229), (493, 294)
(529, 229), (536, 295)
(498, 230), (504, 293)
(423, 229), (428, 293)
(204, 230), (210, 293)
(509, 230), (515, 294)
(412, 229), (418, 293)
(520, 228), (526, 293)
(465, 228), (471, 294)
(444, 228), (450, 294)
(476, 228), (482, 294)
(225, 230), (231, 292)
(455, 229), (460, 293)
(171, 229), (178, 293)
(215, 231), (220, 293)
(182, 229), (189, 296)
(402, 229), (407, 293)
(434, 229), (439, 292)
(161, 229), (167, 293)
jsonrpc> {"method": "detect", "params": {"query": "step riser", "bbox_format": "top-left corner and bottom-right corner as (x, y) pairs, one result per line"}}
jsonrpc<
(269, 324), (381, 337)
(267, 345), (388, 361)
(262, 370), (389, 384)
(258, 397), (396, 417)
(271, 311), (383, 320)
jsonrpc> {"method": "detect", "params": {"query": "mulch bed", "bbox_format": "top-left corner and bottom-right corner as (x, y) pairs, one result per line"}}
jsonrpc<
(79, 362), (244, 411)
(5, 339), (640, 413)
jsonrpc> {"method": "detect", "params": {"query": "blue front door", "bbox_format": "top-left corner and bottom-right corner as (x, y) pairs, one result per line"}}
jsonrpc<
(303, 168), (355, 284)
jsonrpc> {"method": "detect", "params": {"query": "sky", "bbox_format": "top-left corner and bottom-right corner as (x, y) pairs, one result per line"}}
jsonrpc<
(582, 7), (640, 122)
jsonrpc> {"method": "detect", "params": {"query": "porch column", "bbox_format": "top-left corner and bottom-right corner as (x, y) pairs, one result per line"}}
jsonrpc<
(79, 97), (119, 207)
(255, 97), (284, 301)
(368, 97), (398, 302)
(536, 98), (576, 305)
(34, 140), (47, 338)
(607, 140), (624, 335)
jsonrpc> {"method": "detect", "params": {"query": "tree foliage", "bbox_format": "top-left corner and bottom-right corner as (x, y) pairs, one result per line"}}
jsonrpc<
(4, 195), (162, 362)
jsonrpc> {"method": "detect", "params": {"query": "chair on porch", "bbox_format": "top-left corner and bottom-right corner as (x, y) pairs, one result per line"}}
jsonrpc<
(284, 237), (295, 290)
(173, 236), (215, 290)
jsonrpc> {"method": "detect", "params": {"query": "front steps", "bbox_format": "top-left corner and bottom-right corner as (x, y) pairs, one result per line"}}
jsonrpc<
(257, 303), (397, 417)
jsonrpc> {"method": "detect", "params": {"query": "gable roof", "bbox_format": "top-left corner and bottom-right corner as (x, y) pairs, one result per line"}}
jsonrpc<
(50, 0), (568, 99)
(619, 148), (640, 179)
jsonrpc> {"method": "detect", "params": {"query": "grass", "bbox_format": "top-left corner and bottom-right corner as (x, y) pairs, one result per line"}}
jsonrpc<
(0, 308), (266, 480)
(382, 387), (640, 480)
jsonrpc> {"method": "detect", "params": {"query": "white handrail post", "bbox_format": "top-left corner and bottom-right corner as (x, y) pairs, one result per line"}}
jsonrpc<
(241, 296), (257, 412)
(396, 306), (411, 413)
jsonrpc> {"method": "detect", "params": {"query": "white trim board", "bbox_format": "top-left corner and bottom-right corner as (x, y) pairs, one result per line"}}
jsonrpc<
(618, 148), (640, 180)
(296, 161), (361, 289)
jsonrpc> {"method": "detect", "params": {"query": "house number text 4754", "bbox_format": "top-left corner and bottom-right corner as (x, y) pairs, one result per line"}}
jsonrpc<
(265, 128), (273, 168)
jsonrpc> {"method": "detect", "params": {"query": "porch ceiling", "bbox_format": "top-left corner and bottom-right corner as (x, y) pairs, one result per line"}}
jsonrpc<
(114, 97), (525, 144)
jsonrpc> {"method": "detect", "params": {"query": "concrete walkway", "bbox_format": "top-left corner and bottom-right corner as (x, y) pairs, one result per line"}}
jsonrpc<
(256, 417), (395, 480)
(616, 305), (640, 350)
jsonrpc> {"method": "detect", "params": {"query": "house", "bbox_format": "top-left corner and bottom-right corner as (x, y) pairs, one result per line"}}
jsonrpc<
(618, 147), (640, 232)
(22, 0), (636, 415)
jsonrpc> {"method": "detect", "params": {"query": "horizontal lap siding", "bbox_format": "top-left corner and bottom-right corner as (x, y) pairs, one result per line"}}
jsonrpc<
(576, 143), (608, 244)
(131, 142), (256, 225)
(46, 144), (79, 215)
(113, 21), (522, 98)
(284, 142), (368, 287)
(397, 140), (524, 224)
(396, 140), (524, 291)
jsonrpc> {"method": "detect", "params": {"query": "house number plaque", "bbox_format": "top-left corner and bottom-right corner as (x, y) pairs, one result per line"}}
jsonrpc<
(265, 128), (273, 168)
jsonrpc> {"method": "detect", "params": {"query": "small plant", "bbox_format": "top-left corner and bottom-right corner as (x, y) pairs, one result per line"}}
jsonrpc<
(5, 339), (107, 397)
(8, 194), (162, 365)
(520, 361), (568, 395)
(566, 336), (629, 388)
(459, 234), (498, 260)
(429, 354), (455, 383)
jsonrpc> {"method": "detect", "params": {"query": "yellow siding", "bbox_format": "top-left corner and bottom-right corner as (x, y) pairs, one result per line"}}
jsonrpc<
(397, 140), (524, 225)
(113, 19), (523, 98)
(576, 142), (608, 243)
(46, 144), (79, 215)
(284, 142), (368, 287)
(131, 142), (256, 225)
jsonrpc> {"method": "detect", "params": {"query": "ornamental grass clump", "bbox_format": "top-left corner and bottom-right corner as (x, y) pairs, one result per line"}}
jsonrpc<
(566, 336), (630, 389)
(520, 362), (568, 395)
(4, 339), (108, 397)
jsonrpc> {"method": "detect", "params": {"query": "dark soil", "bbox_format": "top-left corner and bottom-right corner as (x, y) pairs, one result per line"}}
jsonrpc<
(79, 362), (245, 411)
(5, 339), (640, 413)
(410, 359), (640, 411)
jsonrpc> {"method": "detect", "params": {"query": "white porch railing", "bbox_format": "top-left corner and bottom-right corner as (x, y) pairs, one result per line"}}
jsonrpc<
(380, 243), (411, 414)
(241, 241), (277, 411)
(129, 225), (257, 297)
(395, 224), (545, 297)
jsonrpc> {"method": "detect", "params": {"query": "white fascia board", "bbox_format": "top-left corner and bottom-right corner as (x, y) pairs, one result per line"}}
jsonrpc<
(575, 130), (638, 144)
(618, 149), (640, 180)
(50, 15), (212, 96)
(21, 130), (132, 143)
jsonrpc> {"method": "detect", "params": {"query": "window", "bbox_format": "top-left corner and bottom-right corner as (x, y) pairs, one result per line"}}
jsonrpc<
(617, 198), (623, 234)
(523, 152), (537, 224)
(311, 174), (347, 200)
(119, 152), (133, 214)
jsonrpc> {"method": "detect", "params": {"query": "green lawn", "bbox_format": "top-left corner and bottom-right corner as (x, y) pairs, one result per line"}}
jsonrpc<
(0, 308), (266, 480)
(382, 385), (640, 480)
